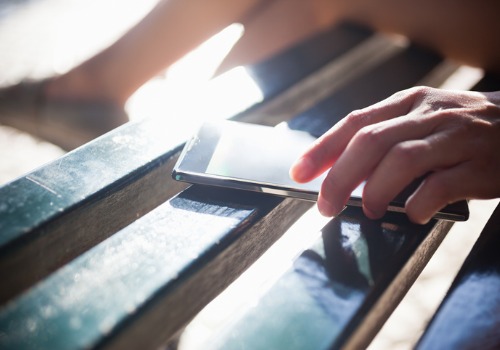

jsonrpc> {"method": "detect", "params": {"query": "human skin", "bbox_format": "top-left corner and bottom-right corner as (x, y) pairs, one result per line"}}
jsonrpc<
(46, 0), (500, 105)
(226, 0), (500, 74)
(46, 0), (345, 106)
(37, 0), (500, 220)
(290, 87), (500, 224)
(287, 0), (500, 223)
(343, 0), (500, 74)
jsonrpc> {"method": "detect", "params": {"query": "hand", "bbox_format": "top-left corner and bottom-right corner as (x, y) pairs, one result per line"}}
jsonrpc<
(290, 86), (500, 224)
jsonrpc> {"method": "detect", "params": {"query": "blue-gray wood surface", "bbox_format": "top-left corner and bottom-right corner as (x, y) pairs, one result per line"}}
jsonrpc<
(0, 23), (372, 305)
(0, 186), (311, 349)
(205, 207), (451, 350)
(204, 73), (500, 350)
(416, 203), (500, 349)
(416, 75), (500, 349)
(0, 22), (458, 350)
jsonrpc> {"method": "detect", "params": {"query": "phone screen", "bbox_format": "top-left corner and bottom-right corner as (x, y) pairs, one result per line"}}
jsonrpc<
(172, 120), (468, 221)
(172, 120), (340, 200)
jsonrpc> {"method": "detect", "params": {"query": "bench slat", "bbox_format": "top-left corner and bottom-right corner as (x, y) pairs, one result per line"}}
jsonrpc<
(0, 187), (311, 350)
(0, 120), (188, 304)
(201, 208), (453, 350)
(416, 203), (500, 349)
(1, 39), (445, 349)
(246, 22), (372, 100)
(0, 23), (375, 305)
(288, 44), (443, 136)
(2, 20), (475, 350)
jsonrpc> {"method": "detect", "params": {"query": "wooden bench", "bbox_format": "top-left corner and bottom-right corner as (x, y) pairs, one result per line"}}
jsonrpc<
(0, 22), (498, 349)
(416, 202), (500, 349)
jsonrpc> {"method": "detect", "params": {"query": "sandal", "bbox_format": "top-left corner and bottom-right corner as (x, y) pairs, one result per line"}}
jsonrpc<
(0, 79), (129, 150)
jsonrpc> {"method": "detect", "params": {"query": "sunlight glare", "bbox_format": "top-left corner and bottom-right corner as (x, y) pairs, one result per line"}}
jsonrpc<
(166, 23), (245, 85)
(126, 23), (263, 137)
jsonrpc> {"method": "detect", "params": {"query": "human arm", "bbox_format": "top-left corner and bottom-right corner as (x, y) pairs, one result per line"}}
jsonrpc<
(290, 87), (500, 224)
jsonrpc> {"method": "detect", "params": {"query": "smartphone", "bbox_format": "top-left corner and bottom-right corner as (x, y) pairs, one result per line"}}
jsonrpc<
(172, 120), (469, 221)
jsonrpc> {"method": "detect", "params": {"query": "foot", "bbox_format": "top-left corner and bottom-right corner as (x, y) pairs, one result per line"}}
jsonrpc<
(0, 79), (129, 150)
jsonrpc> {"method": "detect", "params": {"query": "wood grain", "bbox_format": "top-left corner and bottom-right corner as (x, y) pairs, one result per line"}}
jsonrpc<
(416, 204), (500, 349)
(0, 23), (373, 305)
(0, 22), (468, 350)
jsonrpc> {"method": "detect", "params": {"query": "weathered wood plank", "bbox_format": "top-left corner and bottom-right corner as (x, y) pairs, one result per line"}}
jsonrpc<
(0, 187), (311, 350)
(287, 43), (443, 136)
(201, 207), (453, 350)
(0, 120), (188, 305)
(0, 40), (445, 350)
(0, 23), (374, 305)
(246, 22), (372, 100)
(416, 203), (500, 349)
(194, 61), (500, 350)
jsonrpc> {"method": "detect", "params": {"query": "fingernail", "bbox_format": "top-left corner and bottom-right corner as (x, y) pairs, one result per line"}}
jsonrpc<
(290, 157), (314, 183)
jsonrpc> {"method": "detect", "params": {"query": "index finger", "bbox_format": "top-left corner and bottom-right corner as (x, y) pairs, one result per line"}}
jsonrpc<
(290, 87), (419, 183)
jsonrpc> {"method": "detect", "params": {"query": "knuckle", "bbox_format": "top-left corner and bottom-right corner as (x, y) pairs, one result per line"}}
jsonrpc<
(390, 86), (433, 112)
(390, 141), (430, 168)
(344, 109), (369, 130)
(389, 85), (424, 96)
(406, 86), (432, 100)
(481, 101), (500, 118)
(354, 125), (387, 148)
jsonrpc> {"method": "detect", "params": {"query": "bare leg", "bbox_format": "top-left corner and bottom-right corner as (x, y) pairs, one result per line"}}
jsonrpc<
(218, 0), (500, 75)
(45, 0), (267, 107)
(44, 0), (355, 107)
(45, 0), (500, 109)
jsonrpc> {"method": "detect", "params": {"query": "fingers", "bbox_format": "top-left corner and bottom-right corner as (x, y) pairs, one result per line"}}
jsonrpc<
(361, 131), (471, 220)
(405, 164), (474, 224)
(315, 109), (439, 217)
(290, 87), (500, 223)
(290, 87), (421, 183)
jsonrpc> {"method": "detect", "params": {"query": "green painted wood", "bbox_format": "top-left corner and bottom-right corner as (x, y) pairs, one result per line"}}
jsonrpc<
(0, 23), (373, 305)
(0, 23), (453, 350)
(416, 203), (500, 349)
(414, 75), (500, 349)
(288, 44), (443, 136)
(0, 119), (188, 304)
(0, 187), (311, 350)
(205, 207), (452, 350)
